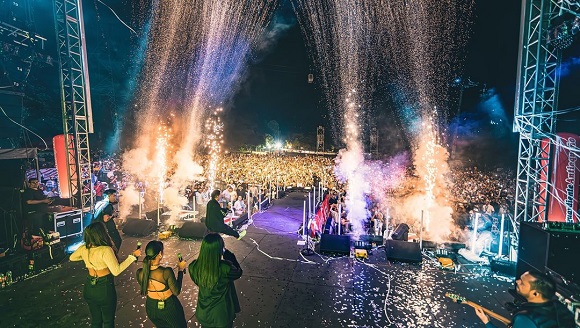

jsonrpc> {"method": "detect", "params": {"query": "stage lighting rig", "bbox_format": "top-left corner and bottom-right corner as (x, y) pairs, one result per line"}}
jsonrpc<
(547, 16), (580, 50)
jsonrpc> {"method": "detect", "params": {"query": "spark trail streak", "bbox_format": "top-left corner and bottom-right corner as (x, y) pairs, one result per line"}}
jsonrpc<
(205, 108), (224, 191)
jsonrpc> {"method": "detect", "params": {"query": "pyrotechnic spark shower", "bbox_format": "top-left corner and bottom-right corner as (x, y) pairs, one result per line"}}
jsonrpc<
(121, 0), (277, 213)
(205, 108), (224, 191)
(293, 0), (474, 241)
(293, 0), (381, 237)
(155, 124), (171, 204)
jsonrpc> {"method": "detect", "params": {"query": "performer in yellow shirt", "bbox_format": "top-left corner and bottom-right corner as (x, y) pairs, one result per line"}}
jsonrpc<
(70, 221), (141, 328)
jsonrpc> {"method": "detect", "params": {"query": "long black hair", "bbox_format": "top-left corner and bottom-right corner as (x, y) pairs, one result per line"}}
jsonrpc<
(139, 240), (164, 296)
(191, 233), (224, 289)
(83, 221), (117, 254)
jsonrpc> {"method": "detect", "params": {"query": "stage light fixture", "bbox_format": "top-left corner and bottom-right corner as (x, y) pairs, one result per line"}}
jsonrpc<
(547, 16), (579, 50)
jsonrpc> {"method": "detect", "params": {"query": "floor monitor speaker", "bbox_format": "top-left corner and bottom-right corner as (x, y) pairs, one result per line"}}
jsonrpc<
(319, 234), (351, 255)
(122, 219), (156, 237)
(178, 221), (207, 239)
(385, 239), (422, 263)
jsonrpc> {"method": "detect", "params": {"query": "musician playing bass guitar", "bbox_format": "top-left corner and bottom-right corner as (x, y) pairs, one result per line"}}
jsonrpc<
(475, 271), (574, 328)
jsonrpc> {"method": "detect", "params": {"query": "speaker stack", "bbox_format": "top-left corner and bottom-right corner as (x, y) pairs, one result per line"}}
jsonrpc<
(517, 222), (580, 284)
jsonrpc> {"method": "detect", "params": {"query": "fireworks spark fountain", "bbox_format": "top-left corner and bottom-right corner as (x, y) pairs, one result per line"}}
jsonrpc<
(120, 0), (277, 219)
(155, 124), (170, 205)
(205, 108), (224, 191)
(294, 0), (474, 241)
(373, 1), (474, 242)
(293, 0), (381, 238)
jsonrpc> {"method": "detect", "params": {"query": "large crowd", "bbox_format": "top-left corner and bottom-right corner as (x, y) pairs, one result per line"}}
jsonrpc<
(448, 167), (516, 217)
(31, 150), (517, 221)
(214, 152), (335, 188)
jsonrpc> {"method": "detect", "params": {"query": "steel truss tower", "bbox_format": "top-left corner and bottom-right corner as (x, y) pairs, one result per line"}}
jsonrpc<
(369, 127), (378, 157)
(513, 0), (578, 224)
(53, 0), (94, 210)
(316, 126), (324, 152)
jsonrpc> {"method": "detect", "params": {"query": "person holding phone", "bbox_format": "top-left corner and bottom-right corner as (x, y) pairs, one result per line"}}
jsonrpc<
(189, 233), (242, 328)
(136, 240), (187, 328)
(70, 221), (141, 328)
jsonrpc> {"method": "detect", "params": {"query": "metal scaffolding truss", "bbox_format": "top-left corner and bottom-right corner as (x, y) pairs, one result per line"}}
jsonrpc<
(316, 126), (325, 152)
(369, 126), (378, 157)
(513, 0), (578, 224)
(0, 22), (47, 49)
(53, 0), (94, 211)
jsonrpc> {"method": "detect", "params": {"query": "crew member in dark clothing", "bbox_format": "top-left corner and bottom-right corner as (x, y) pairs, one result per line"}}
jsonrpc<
(137, 241), (187, 328)
(189, 233), (242, 328)
(23, 178), (53, 234)
(205, 189), (246, 240)
(475, 270), (575, 327)
(93, 189), (122, 251)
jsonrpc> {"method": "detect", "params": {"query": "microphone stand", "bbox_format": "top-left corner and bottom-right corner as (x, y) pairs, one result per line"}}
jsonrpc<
(301, 193), (315, 256)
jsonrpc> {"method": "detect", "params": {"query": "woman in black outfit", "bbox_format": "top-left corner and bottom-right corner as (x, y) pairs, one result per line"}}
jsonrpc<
(189, 233), (243, 328)
(136, 241), (187, 327)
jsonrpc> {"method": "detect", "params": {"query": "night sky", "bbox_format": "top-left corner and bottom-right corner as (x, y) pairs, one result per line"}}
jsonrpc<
(1, 0), (579, 166)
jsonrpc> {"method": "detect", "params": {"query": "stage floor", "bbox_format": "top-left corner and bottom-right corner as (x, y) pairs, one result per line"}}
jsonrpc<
(0, 192), (515, 327)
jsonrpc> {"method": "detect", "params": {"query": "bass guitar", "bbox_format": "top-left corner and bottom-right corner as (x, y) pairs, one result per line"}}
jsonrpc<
(445, 292), (511, 327)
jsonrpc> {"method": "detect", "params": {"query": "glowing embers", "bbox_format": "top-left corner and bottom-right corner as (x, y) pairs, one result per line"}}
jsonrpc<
(155, 124), (172, 204)
(205, 107), (224, 190)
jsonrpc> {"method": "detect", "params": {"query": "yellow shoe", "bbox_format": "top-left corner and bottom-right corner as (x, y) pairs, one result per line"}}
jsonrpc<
(237, 230), (246, 240)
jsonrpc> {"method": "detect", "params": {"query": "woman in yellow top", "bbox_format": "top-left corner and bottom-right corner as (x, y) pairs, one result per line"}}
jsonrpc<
(70, 221), (141, 328)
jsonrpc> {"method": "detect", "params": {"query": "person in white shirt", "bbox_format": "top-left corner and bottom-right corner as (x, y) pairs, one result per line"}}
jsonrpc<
(70, 221), (141, 328)
(221, 186), (233, 209)
(233, 196), (246, 216)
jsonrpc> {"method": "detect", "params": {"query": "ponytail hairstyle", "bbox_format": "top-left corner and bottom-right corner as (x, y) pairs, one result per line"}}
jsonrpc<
(191, 233), (224, 289)
(139, 240), (164, 296)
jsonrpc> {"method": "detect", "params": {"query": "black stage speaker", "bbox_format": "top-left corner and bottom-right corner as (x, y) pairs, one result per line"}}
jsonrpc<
(491, 258), (517, 276)
(319, 234), (351, 255)
(0, 187), (23, 248)
(385, 239), (422, 263)
(232, 213), (249, 229)
(122, 219), (156, 237)
(517, 222), (580, 284)
(517, 222), (549, 277)
(178, 221), (207, 239)
(391, 223), (410, 241)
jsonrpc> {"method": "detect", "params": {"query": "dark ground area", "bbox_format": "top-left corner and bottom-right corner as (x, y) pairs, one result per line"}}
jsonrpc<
(0, 192), (515, 327)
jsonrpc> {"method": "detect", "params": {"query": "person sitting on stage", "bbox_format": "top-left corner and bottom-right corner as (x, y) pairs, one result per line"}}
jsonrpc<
(137, 240), (187, 328)
(93, 189), (123, 251)
(233, 196), (246, 216)
(205, 189), (246, 240)
(189, 233), (243, 328)
(475, 271), (575, 327)
(23, 177), (53, 235)
(70, 221), (141, 328)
